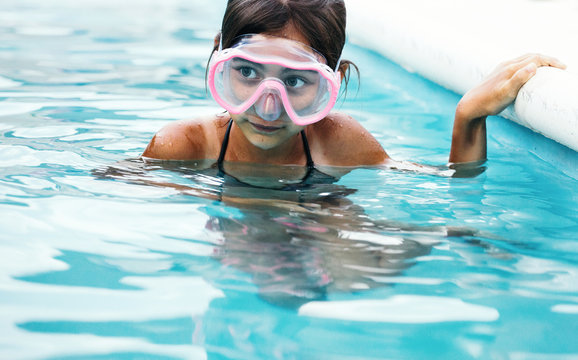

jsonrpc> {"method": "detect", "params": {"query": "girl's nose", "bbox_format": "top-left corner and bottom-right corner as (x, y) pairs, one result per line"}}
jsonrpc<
(255, 92), (283, 121)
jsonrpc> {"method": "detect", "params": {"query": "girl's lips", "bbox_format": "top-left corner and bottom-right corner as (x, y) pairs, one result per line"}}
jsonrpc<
(249, 121), (283, 133)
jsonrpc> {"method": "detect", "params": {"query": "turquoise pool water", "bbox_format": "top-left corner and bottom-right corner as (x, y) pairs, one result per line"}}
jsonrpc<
(1, 1), (578, 359)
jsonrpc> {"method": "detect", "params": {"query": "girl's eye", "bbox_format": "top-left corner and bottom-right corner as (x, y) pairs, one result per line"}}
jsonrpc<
(285, 77), (306, 88)
(239, 67), (257, 79)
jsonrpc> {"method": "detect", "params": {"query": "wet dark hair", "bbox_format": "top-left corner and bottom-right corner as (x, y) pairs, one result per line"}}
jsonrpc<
(211, 0), (358, 90)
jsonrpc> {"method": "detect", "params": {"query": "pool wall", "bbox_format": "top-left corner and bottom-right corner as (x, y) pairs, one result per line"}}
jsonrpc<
(345, 0), (578, 155)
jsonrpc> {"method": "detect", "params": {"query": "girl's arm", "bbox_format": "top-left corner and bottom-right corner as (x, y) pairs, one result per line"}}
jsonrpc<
(449, 54), (566, 164)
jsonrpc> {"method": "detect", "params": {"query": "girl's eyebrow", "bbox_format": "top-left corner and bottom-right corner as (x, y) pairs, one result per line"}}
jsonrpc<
(231, 57), (317, 76)
(281, 68), (317, 75)
(231, 58), (265, 70)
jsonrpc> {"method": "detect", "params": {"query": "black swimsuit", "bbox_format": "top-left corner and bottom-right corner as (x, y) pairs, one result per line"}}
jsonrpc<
(216, 119), (324, 185)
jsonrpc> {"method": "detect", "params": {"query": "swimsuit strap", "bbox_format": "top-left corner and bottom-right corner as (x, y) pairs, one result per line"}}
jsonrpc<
(300, 129), (315, 183)
(216, 118), (315, 175)
(216, 119), (233, 176)
(300, 129), (315, 170)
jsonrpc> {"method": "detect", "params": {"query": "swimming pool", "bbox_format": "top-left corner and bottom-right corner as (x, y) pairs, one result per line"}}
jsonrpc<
(1, 1), (577, 359)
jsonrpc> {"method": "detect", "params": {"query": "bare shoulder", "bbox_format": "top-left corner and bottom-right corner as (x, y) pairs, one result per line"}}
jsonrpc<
(142, 114), (229, 160)
(307, 112), (389, 166)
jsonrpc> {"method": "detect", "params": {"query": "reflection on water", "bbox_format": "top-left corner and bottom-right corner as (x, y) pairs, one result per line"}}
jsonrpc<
(94, 159), (487, 310)
(206, 207), (432, 308)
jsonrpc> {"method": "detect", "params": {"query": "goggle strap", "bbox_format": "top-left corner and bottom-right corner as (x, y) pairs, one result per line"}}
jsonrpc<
(334, 55), (342, 72)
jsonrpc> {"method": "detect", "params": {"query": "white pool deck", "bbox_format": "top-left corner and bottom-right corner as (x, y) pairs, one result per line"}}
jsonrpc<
(345, 0), (578, 154)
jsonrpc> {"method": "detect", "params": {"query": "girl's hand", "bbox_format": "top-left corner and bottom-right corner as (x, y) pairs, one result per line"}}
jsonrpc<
(459, 54), (566, 119)
(449, 54), (566, 164)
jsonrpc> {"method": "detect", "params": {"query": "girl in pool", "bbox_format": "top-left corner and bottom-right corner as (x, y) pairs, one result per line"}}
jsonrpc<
(142, 0), (565, 177)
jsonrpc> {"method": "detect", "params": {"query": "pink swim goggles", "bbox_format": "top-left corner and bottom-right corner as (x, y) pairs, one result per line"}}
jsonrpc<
(208, 34), (341, 126)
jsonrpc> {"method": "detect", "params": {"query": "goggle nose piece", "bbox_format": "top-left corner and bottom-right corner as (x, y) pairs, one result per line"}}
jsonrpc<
(255, 91), (283, 122)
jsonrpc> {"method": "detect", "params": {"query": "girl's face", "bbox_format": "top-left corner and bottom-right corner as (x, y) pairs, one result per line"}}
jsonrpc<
(229, 24), (314, 150)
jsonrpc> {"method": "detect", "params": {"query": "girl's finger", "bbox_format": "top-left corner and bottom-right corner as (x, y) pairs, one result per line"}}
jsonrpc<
(509, 62), (538, 94)
(512, 54), (566, 70)
(499, 54), (566, 74)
